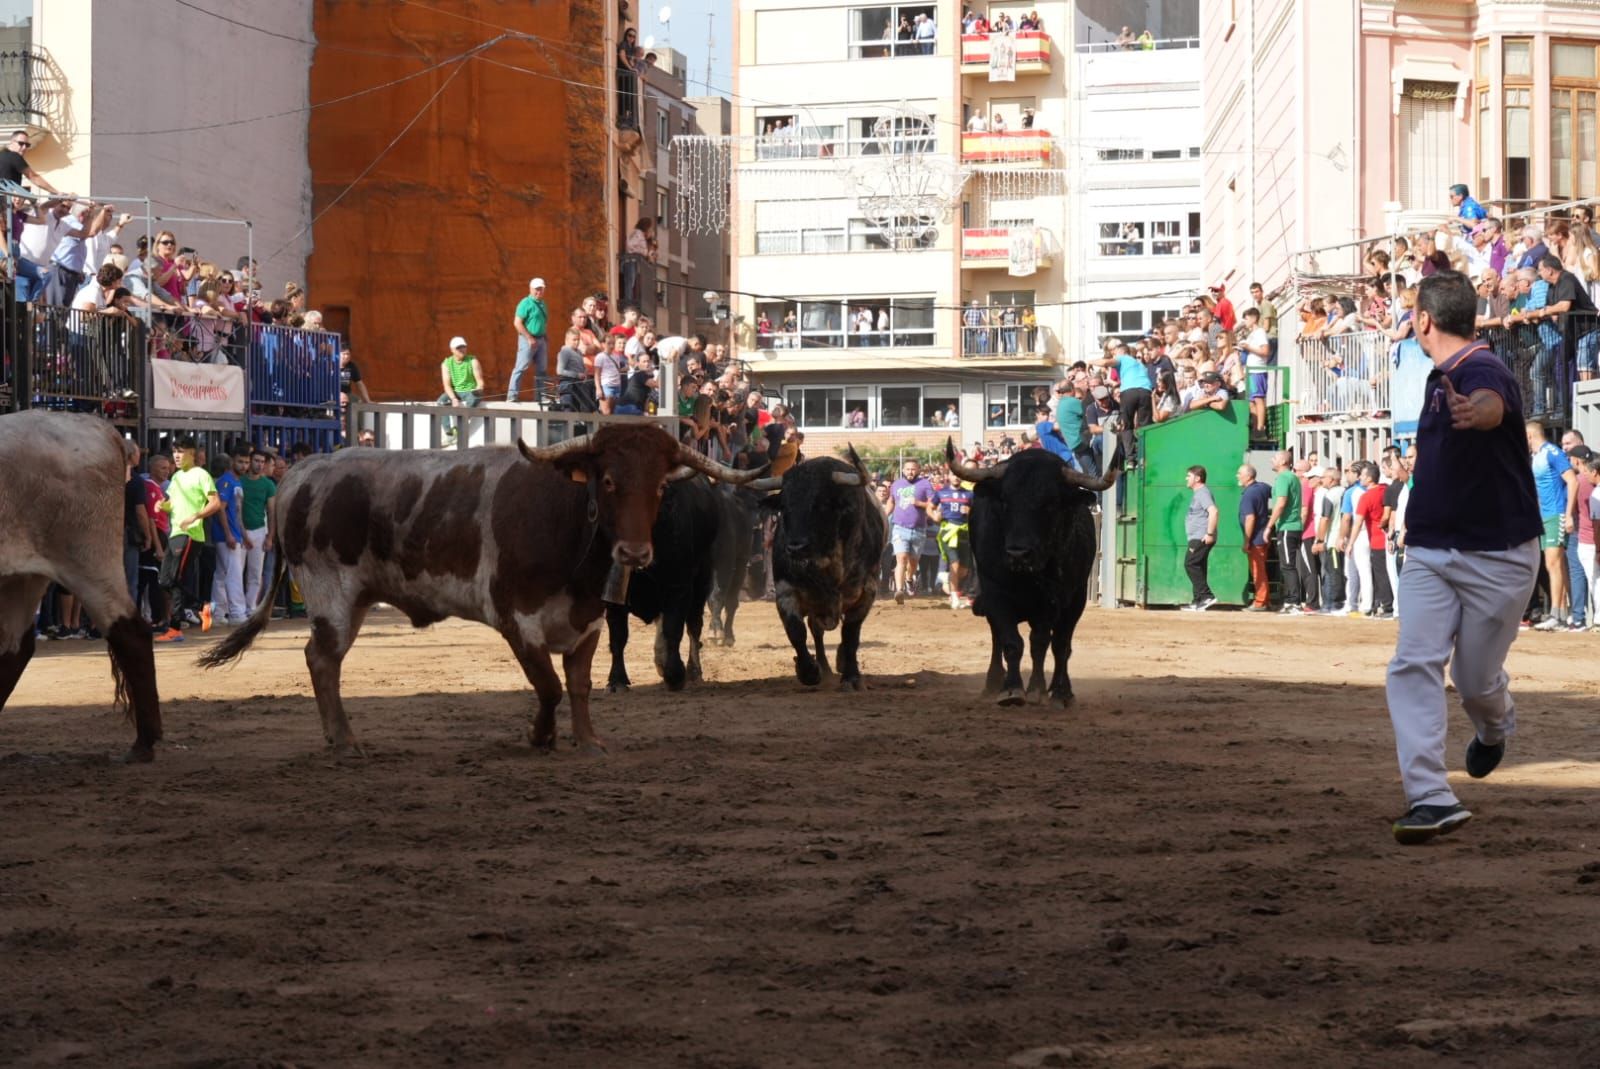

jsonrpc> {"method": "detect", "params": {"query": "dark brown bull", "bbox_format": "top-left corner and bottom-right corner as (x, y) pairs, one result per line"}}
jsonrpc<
(198, 423), (762, 753)
(0, 411), (161, 761)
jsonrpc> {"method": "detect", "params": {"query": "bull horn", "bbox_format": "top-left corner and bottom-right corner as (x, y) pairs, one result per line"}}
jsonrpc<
(845, 443), (869, 480)
(666, 465), (698, 482)
(1061, 449), (1121, 493)
(745, 476), (784, 493)
(673, 444), (770, 485)
(830, 470), (863, 487)
(518, 435), (592, 462)
(946, 437), (1003, 482)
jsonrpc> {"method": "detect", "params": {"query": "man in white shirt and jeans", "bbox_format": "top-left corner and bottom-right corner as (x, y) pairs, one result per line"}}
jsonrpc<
(1239, 306), (1273, 433)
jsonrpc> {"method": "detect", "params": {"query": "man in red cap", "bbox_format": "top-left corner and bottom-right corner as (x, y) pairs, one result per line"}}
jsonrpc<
(1210, 284), (1237, 331)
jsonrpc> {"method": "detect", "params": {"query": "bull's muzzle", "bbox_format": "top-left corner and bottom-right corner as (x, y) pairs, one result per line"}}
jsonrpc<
(786, 539), (811, 558)
(1005, 546), (1040, 570)
(614, 541), (654, 568)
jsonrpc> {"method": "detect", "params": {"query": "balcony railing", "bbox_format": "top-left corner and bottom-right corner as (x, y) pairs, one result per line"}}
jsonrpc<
(1075, 37), (1200, 54)
(250, 323), (340, 410)
(616, 67), (640, 131)
(961, 225), (1058, 270)
(959, 319), (1040, 358)
(960, 130), (1052, 165)
(0, 50), (47, 129)
(1292, 330), (1392, 422)
(618, 252), (658, 320)
(1480, 313), (1600, 422)
(960, 31), (1051, 73)
(28, 306), (142, 409)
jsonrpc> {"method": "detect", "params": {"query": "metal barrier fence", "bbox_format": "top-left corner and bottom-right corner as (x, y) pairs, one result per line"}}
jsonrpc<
(961, 324), (1039, 357)
(1292, 330), (1393, 421)
(1296, 315), (1600, 425)
(1478, 312), (1599, 423)
(250, 322), (340, 411)
(27, 305), (143, 414)
(349, 401), (679, 452)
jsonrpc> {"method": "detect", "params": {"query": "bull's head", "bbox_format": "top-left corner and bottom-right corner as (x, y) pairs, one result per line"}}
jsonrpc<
(945, 437), (1120, 571)
(747, 445), (868, 563)
(519, 426), (767, 568)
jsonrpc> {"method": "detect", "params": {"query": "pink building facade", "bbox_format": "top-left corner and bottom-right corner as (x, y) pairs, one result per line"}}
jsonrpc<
(1202, 0), (1600, 290)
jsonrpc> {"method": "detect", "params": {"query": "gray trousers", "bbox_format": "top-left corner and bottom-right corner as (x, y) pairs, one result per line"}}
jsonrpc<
(1385, 540), (1539, 808)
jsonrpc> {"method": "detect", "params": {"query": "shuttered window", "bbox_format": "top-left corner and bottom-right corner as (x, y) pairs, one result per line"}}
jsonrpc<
(1398, 81), (1456, 213)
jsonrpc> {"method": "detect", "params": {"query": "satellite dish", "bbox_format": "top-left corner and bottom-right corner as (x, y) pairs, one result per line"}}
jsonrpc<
(658, 5), (672, 23)
(643, 35), (655, 48)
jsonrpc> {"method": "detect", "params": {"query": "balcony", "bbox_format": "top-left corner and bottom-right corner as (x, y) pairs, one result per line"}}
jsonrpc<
(618, 252), (657, 320)
(616, 67), (640, 131)
(0, 49), (51, 131)
(960, 31), (1051, 76)
(960, 225), (1057, 271)
(960, 130), (1052, 166)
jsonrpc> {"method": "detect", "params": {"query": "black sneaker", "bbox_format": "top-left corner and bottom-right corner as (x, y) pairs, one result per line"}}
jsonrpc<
(1465, 737), (1505, 779)
(1392, 803), (1472, 845)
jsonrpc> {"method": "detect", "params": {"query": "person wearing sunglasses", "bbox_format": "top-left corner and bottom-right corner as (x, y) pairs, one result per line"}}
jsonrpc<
(0, 129), (61, 195)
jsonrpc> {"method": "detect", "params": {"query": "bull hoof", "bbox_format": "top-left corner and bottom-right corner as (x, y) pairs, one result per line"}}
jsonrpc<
(838, 675), (863, 692)
(576, 737), (609, 757)
(661, 673), (687, 692)
(722, 635), (736, 648)
(1050, 693), (1075, 708)
(997, 690), (1025, 708)
(529, 724), (558, 752)
(118, 745), (156, 765)
(328, 739), (368, 758)
(686, 663), (704, 684)
(795, 658), (822, 687)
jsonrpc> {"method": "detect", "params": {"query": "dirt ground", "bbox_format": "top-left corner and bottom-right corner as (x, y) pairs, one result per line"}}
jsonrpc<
(3, 600), (1600, 1068)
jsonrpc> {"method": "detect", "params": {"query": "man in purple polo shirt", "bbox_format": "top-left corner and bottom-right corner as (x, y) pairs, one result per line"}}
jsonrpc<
(1385, 270), (1542, 845)
(889, 458), (935, 604)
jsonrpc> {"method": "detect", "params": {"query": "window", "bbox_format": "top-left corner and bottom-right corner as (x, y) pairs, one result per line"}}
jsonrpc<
(1151, 148), (1183, 160)
(1097, 148), (1144, 161)
(657, 190), (669, 231)
(1477, 88), (1491, 197)
(1504, 39), (1532, 202)
(1095, 216), (1199, 258)
(985, 382), (1051, 428)
(1505, 87), (1531, 201)
(753, 296), (936, 350)
(1399, 80), (1456, 212)
(880, 386), (922, 427)
(1096, 307), (1180, 343)
(1098, 221), (1144, 256)
(1474, 40), (1487, 82)
(658, 112), (670, 146)
(848, 216), (937, 250)
(848, 112), (936, 155)
(848, 4), (937, 60)
(754, 200), (847, 255)
(788, 387), (846, 428)
(1503, 39), (1531, 78)
(1553, 43), (1599, 200)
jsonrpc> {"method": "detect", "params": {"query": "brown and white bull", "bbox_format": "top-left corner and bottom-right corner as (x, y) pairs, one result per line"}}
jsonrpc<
(198, 423), (762, 754)
(0, 411), (162, 761)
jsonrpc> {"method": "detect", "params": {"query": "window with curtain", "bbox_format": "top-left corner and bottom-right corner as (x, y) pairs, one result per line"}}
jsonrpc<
(1553, 43), (1599, 199)
(1398, 81), (1456, 213)
(1505, 88), (1531, 202)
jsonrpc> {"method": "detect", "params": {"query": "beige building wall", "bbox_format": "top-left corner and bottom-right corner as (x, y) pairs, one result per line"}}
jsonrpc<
(26, 0), (313, 292)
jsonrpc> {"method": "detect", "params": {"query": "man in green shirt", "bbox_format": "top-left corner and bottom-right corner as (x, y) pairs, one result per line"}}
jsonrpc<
(508, 277), (548, 404)
(241, 446), (277, 612)
(437, 336), (485, 437)
(156, 436), (222, 638)
(1263, 450), (1306, 613)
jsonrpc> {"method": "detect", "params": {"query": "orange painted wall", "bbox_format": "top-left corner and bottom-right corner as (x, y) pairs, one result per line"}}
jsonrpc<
(308, 0), (610, 400)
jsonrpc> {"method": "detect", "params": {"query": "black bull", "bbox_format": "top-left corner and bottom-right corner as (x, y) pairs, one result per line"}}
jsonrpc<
(947, 439), (1119, 707)
(605, 477), (757, 691)
(750, 449), (886, 691)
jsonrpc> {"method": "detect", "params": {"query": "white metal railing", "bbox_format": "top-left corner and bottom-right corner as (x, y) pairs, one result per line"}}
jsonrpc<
(347, 402), (678, 451)
(1075, 37), (1199, 54)
(1293, 331), (1392, 421)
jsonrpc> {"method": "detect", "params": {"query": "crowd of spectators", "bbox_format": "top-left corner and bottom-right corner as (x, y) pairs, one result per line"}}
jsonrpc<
(1298, 186), (1600, 420)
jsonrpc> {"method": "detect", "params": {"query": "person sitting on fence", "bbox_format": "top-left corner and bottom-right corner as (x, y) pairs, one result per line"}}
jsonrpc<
(339, 347), (371, 407)
(437, 336), (485, 436)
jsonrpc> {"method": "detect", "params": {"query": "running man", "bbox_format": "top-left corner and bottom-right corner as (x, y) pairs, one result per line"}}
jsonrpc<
(934, 473), (974, 610)
(1385, 271), (1542, 844)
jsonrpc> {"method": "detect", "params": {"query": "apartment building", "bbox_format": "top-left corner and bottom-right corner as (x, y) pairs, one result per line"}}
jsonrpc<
(632, 48), (700, 338)
(1201, 0), (1600, 291)
(732, 0), (1073, 449)
(1066, 30), (1203, 356)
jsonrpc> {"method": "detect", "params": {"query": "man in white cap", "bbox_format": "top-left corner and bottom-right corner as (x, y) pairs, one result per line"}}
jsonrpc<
(438, 336), (484, 438)
(509, 277), (549, 404)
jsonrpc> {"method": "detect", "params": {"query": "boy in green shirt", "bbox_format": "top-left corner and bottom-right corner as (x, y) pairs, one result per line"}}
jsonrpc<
(1264, 450), (1307, 613)
(156, 436), (222, 639)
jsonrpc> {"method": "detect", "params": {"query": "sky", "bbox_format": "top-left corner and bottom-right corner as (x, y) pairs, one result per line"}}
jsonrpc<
(641, 0), (733, 98)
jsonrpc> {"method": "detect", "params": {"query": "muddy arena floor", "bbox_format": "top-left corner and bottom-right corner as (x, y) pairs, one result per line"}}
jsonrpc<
(4, 601), (1600, 1068)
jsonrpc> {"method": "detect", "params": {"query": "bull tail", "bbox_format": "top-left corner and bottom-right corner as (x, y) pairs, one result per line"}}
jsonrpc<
(108, 642), (130, 722)
(197, 550), (286, 669)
